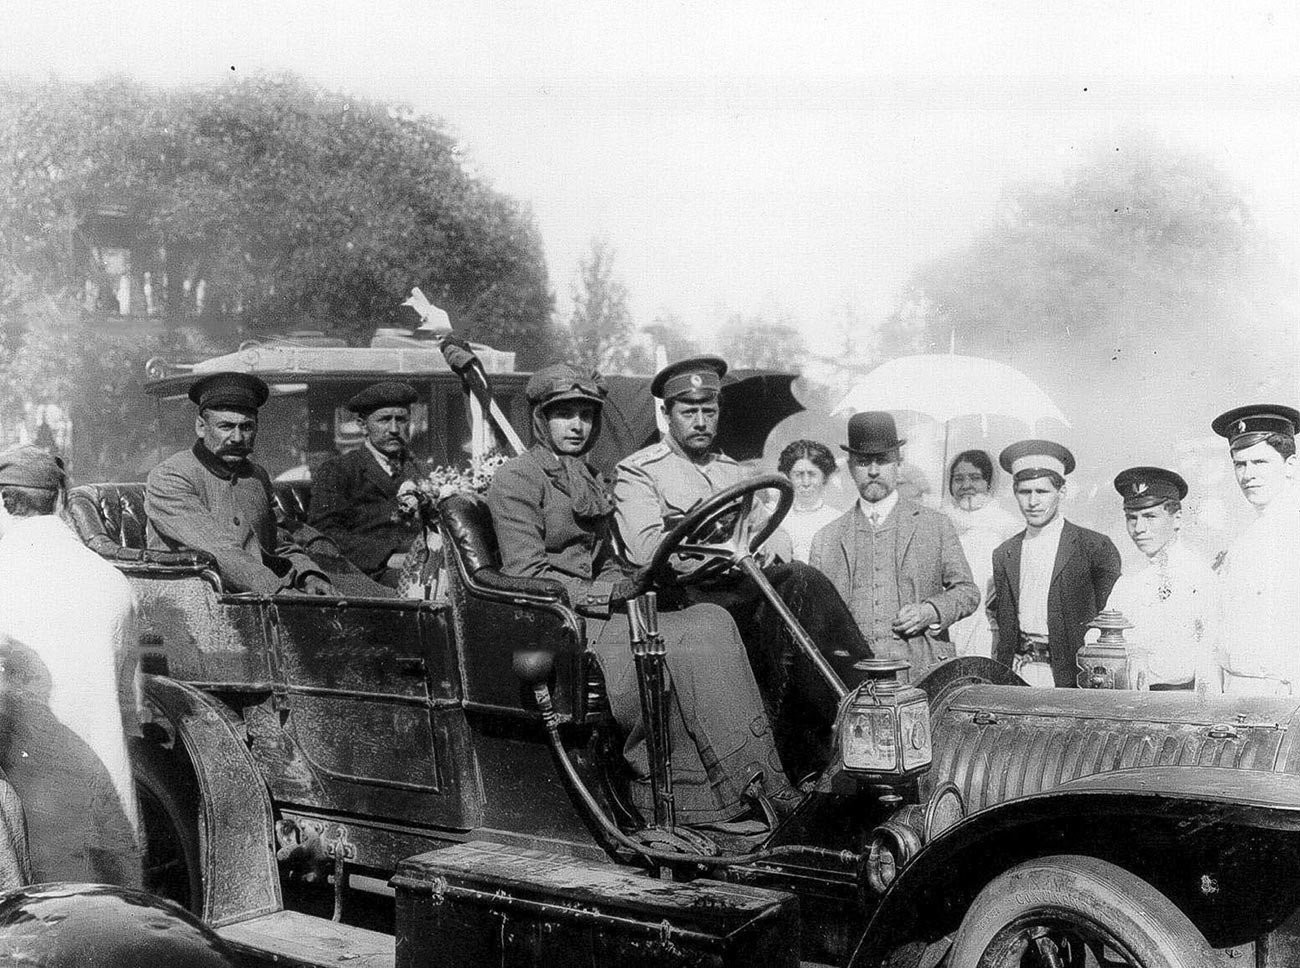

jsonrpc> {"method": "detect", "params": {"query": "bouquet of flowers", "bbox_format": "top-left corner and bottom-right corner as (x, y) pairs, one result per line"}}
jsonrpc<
(394, 452), (510, 524)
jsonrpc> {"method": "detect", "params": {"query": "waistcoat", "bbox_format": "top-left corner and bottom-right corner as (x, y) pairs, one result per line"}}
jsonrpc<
(850, 511), (902, 650)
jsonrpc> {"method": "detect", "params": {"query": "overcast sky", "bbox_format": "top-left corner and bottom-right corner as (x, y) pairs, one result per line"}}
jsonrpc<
(5, 1), (1300, 352)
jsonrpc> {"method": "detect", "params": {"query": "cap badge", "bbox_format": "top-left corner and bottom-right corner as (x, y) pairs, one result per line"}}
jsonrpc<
(690, 373), (703, 389)
(1134, 482), (1147, 494)
(1238, 420), (1247, 434)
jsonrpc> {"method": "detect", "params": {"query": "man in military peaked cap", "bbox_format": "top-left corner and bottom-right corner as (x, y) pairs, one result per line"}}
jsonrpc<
(1104, 467), (1213, 691)
(808, 411), (978, 681)
(613, 357), (882, 776)
(146, 372), (332, 596)
(990, 439), (1121, 688)
(1211, 404), (1300, 694)
(308, 381), (425, 587)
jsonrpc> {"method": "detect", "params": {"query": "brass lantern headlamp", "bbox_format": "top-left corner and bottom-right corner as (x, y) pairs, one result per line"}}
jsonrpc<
(1078, 609), (1146, 690)
(837, 658), (932, 777)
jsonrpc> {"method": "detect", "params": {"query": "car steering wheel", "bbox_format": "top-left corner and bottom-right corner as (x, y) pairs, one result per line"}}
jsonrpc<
(646, 474), (794, 585)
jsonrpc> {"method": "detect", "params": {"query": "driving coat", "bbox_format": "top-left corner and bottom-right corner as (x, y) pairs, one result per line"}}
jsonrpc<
(307, 446), (422, 579)
(808, 499), (979, 679)
(991, 520), (1122, 687)
(488, 445), (789, 824)
(146, 442), (325, 595)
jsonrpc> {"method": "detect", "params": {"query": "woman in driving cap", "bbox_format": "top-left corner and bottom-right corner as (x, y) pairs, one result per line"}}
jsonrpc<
(487, 362), (795, 830)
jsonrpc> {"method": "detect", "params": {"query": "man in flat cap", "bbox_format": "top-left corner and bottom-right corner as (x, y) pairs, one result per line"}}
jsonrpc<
(991, 440), (1121, 687)
(1211, 404), (1300, 694)
(808, 412), (979, 679)
(0, 446), (141, 886)
(614, 356), (873, 774)
(1104, 467), (1213, 691)
(308, 382), (424, 587)
(146, 372), (332, 596)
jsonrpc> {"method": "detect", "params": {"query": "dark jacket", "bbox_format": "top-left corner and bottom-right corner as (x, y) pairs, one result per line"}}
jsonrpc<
(991, 519), (1122, 687)
(307, 446), (422, 575)
(146, 442), (324, 595)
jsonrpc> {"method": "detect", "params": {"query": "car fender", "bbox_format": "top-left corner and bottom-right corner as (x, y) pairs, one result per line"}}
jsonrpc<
(850, 765), (1300, 967)
(143, 674), (281, 928)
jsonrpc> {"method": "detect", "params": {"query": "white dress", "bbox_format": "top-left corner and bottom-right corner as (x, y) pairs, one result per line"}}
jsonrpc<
(1105, 538), (1213, 688)
(944, 501), (1021, 658)
(1215, 489), (1300, 694)
(781, 502), (842, 564)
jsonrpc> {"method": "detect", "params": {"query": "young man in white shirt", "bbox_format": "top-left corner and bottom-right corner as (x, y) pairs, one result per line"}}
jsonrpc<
(1106, 466), (1213, 691)
(990, 440), (1121, 688)
(1211, 404), (1300, 695)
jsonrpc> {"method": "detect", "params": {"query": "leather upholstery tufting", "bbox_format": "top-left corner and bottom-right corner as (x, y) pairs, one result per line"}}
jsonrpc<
(271, 482), (312, 527)
(66, 481), (315, 573)
(438, 492), (603, 722)
(439, 493), (566, 600)
(65, 483), (215, 569)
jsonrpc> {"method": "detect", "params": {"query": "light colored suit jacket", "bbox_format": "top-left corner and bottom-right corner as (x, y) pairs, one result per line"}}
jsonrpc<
(808, 499), (978, 670)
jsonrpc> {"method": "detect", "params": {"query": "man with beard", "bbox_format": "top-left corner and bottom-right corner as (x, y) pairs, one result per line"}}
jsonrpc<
(614, 357), (877, 775)
(146, 372), (332, 595)
(1211, 405), (1300, 694)
(943, 450), (1020, 658)
(308, 381), (424, 587)
(990, 440), (1121, 688)
(808, 413), (979, 680)
(1104, 466), (1212, 691)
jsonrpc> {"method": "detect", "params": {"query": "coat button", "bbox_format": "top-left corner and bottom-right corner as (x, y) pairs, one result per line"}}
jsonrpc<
(233, 516), (241, 526)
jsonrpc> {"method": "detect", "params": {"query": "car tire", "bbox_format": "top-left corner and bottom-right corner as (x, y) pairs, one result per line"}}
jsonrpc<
(133, 739), (203, 915)
(949, 854), (1214, 968)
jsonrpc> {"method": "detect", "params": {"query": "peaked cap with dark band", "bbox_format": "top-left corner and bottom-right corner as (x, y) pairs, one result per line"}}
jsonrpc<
(1113, 466), (1188, 510)
(650, 355), (728, 401)
(1211, 404), (1300, 450)
(188, 372), (269, 412)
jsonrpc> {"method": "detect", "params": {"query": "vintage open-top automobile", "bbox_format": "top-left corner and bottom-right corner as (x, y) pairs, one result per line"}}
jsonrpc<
(57, 337), (1300, 967)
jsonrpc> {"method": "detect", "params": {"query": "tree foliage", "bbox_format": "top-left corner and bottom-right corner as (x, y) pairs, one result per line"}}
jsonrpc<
(566, 240), (636, 372)
(886, 136), (1297, 466)
(0, 73), (558, 363)
(717, 311), (808, 370)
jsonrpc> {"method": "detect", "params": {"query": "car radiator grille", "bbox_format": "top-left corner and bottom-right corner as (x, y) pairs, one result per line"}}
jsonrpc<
(929, 685), (1300, 812)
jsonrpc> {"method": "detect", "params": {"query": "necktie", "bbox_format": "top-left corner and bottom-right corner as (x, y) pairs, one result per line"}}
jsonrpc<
(869, 511), (880, 528)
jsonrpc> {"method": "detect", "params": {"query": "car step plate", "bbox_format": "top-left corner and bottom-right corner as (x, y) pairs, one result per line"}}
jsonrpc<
(216, 910), (394, 968)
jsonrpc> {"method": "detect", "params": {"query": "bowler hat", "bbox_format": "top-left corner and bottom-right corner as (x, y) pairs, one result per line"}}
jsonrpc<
(347, 381), (419, 415)
(0, 446), (65, 491)
(842, 412), (905, 456)
(188, 372), (269, 413)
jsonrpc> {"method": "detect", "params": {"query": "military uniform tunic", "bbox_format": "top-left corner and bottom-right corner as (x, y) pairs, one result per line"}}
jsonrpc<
(614, 438), (746, 570)
(1106, 539), (1212, 688)
(614, 436), (876, 776)
(1216, 489), (1300, 693)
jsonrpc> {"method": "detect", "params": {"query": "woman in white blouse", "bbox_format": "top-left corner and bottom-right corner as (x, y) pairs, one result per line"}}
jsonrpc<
(777, 439), (842, 563)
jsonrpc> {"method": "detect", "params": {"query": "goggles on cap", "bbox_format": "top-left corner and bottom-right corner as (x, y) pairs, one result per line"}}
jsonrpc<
(530, 376), (607, 404)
